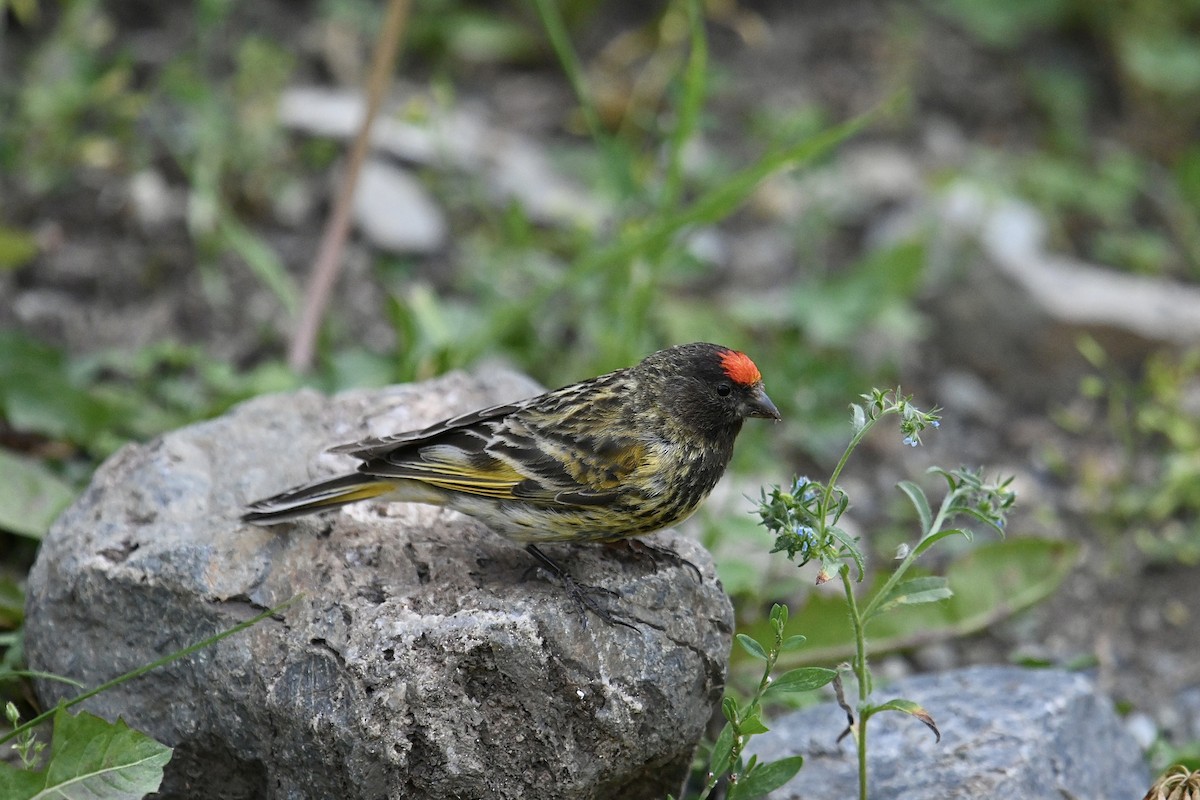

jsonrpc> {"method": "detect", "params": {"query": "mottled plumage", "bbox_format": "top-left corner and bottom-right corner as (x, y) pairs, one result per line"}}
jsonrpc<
(242, 342), (780, 545)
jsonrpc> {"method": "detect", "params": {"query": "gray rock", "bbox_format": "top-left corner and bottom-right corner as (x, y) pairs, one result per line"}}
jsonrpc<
(279, 86), (607, 229)
(978, 195), (1200, 346)
(1172, 685), (1200, 742)
(278, 85), (484, 167)
(353, 158), (447, 254)
(126, 169), (184, 230)
(25, 368), (734, 800)
(748, 665), (1150, 799)
(483, 135), (607, 229)
(927, 183), (1200, 400)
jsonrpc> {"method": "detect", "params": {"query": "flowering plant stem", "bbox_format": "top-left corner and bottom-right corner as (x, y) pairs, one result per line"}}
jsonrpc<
(756, 388), (1014, 799)
(838, 565), (872, 800)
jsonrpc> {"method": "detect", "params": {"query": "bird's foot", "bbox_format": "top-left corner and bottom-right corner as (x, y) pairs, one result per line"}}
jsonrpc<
(524, 545), (638, 630)
(610, 538), (702, 583)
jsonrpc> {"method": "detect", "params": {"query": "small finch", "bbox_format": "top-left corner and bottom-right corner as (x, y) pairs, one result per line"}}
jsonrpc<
(243, 342), (780, 622)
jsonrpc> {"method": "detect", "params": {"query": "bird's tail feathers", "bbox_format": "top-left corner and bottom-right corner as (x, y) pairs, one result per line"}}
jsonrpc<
(241, 474), (393, 525)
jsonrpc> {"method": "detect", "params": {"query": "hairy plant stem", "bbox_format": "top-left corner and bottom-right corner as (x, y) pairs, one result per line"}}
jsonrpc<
(837, 439), (961, 800)
(839, 565), (871, 800)
(817, 405), (882, 529)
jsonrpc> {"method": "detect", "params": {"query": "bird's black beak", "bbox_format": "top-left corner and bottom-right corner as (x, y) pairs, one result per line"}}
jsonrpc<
(747, 384), (782, 421)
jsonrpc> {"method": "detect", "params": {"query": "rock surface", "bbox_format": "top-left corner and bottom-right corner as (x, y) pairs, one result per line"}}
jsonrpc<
(24, 368), (735, 800)
(352, 158), (447, 254)
(924, 183), (1200, 400)
(279, 85), (607, 229)
(749, 665), (1150, 799)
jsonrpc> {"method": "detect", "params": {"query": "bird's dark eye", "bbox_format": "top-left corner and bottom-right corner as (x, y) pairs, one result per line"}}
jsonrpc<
(716, 383), (732, 397)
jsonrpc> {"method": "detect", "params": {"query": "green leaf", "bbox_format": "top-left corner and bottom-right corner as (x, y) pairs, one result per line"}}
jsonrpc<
(0, 768), (41, 798)
(1122, 31), (1200, 96)
(440, 11), (542, 64)
(764, 667), (837, 698)
(217, 215), (299, 316)
(722, 696), (739, 723)
(738, 711), (770, 736)
(828, 526), (865, 580)
(727, 755), (805, 800)
(732, 538), (1078, 670)
(897, 480), (932, 535)
(779, 634), (808, 652)
(768, 603), (788, 629)
(0, 226), (38, 271)
(0, 708), (172, 799)
(708, 721), (735, 779)
(928, 0), (1070, 47)
(789, 241), (926, 347)
(868, 697), (941, 742)
(850, 403), (866, 433)
(0, 577), (26, 629)
(575, 111), (871, 278)
(868, 576), (953, 619)
(0, 332), (124, 451)
(736, 634), (768, 661)
(0, 449), (76, 539)
(0, 671), (83, 690)
(911, 527), (972, 559)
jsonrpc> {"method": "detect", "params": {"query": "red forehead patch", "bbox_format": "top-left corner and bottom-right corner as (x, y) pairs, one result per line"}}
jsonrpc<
(718, 349), (762, 386)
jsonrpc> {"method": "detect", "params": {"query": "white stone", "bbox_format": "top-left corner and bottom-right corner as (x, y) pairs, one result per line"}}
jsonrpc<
(352, 158), (447, 254)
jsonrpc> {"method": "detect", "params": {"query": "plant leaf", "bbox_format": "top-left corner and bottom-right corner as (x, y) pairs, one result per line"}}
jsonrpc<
(0, 708), (172, 799)
(217, 215), (299, 316)
(722, 696), (739, 723)
(736, 634), (768, 661)
(763, 667), (838, 698)
(0, 766), (41, 798)
(738, 710), (770, 736)
(868, 576), (952, 619)
(0, 225), (38, 271)
(575, 111), (871, 278)
(827, 526), (865, 580)
(0, 449), (76, 539)
(727, 755), (805, 800)
(731, 538), (1078, 671)
(0, 577), (26, 630)
(868, 697), (940, 742)
(896, 480), (932, 535)
(779, 634), (808, 652)
(850, 403), (866, 433)
(768, 603), (788, 628)
(911, 527), (972, 559)
(0, 332), (125, 452)
(708, 721), (735, 780)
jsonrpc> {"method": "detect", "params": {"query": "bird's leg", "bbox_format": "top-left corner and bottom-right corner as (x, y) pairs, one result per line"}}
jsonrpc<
(524, 545), (637, 630)
(612, 538), (702, 583)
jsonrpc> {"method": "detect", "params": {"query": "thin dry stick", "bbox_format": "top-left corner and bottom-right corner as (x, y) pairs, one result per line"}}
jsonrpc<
(288, 0), (412, 372)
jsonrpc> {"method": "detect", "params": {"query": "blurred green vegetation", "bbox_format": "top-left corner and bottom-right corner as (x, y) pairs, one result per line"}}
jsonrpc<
(1061, 340), (1200, 567)
(932, 0), (1200, 280)
(1, 0), (1197, 786)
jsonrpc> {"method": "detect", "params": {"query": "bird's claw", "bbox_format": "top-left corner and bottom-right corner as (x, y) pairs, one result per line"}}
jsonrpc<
(524, 544), (638, 630)
(614, 538), (703, 583)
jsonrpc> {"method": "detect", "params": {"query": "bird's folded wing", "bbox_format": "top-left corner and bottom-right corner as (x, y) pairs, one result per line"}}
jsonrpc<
(327, 400), (529, 460)
(359, 436), (643, 508)
(363, 444), (528, 500)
